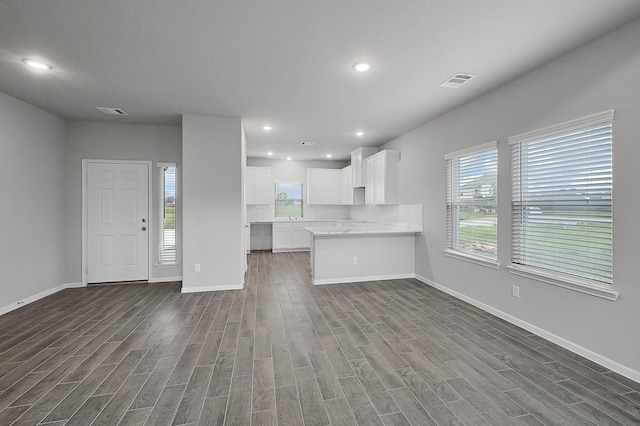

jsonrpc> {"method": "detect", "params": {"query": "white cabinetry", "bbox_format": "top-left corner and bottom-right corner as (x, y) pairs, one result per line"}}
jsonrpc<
(364, 150), (400, 205)
(292, 223), (312, 248)
(246, 167), (272, 205)
(272, 223), (293, 251)
(307, 168), (342, 205)
(273, 221), (327, 252)
(341, 165), (354, 205)
(350, 147), (378, 188)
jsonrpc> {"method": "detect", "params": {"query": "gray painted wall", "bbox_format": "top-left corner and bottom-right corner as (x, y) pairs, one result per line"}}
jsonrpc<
(382, 19), (640, 372)
(182, 115), (245, 291)
(64, 121), (182, 283)
(0, 91), (66, 308)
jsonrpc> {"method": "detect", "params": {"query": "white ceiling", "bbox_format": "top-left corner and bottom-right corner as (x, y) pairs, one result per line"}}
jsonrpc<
(2, 1), (640, 161)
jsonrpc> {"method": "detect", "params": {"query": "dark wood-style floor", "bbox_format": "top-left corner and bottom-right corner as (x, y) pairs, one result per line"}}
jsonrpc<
(1, 252), (639, 425)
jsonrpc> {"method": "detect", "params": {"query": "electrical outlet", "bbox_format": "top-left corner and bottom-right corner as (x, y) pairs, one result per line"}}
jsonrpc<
(195, 264), (201, 273)
(512, 285), (520, 298)
(352, 257), (357, 265)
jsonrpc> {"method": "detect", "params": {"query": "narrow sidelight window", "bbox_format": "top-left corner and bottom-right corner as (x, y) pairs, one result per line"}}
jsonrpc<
(159, 163), (177, 264)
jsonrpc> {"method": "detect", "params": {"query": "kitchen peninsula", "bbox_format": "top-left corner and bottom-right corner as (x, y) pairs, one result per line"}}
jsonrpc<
(306, 223), (421, 285)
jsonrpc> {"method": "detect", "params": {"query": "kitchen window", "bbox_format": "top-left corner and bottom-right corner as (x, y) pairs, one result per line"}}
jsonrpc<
(508, 110), (617, 300)
(275, 182), (303, 218)
(445, 142), (498, 268)
(158, 163), (177, 265)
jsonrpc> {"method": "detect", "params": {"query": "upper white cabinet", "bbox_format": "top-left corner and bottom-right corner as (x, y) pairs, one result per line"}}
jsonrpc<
(307, 168), (342, 205)
(364, 150), (400, 205)
(341, 165), (354, 205)
(245, 166), (272, 205)
(350, 147), (378, 188)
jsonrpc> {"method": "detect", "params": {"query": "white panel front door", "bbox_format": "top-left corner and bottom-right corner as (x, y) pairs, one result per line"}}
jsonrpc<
(87, 162), (149, 283)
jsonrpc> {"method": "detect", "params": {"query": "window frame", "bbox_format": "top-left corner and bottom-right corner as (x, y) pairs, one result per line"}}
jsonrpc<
(444, 141), (499, 269)
(507, 110), (618, 301)
(275, 181), (303, 218)
(158, 162), (177, 266)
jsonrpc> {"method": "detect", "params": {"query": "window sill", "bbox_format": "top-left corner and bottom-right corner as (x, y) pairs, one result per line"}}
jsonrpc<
(156, 263), (178, 269)
(506, 264), (618, 301)
(443, 249), (500, 269)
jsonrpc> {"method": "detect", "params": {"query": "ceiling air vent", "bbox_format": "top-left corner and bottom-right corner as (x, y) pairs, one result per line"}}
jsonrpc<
(96, 107), (128, 115)
(300, 141), (315, 146)
(439, 73), (476, 88)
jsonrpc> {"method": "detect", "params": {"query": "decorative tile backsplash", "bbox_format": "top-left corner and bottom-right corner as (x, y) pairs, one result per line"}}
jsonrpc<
(349, 204), (423, 231)
(246, 204), (350, 222)
(248, 203), (422, 230)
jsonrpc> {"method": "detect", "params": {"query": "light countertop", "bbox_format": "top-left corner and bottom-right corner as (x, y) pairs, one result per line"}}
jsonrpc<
(249, 218), (363, 224)
(305, 223), (421, 236)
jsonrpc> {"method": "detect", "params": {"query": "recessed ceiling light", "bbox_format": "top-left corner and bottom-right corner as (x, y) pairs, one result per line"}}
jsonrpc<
(262, 125), (272, 131)
(286, 157), (292, 161)
(326, 154), (333, 158)
(22, 58), (52, 70)
(356, 131), (364, 137)
(267, 152), (274, 156)
(352, 61), (372, 72)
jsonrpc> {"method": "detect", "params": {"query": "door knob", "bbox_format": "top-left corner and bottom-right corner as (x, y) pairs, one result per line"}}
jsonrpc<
(141, 218), (146, 223)
(141, 227), (147, 231)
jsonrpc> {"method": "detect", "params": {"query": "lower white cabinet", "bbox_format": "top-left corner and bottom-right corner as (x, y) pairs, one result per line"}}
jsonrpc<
(272, 223), (293, 252)
(292, 224), (312, 248)
(272, 221), (328, 252)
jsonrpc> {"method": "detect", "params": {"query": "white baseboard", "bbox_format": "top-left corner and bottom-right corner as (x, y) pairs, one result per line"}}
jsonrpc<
(0, 282), (84, 316)
(148, 276), (183, 283)
(414, 274), (640, 384)
(313, 273), (414, 286)
(181, 283), (244, 293)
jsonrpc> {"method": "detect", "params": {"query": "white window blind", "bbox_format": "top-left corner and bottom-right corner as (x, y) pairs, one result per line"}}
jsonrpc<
(159, 163), (177, 265)
(509, 110), (613, 286)
(445, 142), (498, 262)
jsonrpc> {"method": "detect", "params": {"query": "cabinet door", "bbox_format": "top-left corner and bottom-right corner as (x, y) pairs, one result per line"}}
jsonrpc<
(254, 168), (272, 205)
(323, 170), (341, 205)
(308, 169), (341, 205)
(246, 167), (272, 205)
(292, 224), (311, 248)
(245, 168), (256, 205)
(364, 157), (375, 204)
(351, 150), (363, 188)
(307, 169), (324, 205)
(341, 166), (353, 204)
(272, 223), (292, 249)
(374, 154), (386, 204)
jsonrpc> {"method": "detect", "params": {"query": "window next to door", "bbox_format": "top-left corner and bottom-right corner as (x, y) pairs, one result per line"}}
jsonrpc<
(158, 162), (177, 265)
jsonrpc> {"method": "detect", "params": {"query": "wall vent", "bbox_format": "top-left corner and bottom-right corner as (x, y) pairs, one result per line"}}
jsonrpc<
(96, 107), (128, 115)
(300, 141), (315, 146)
(439, 73), (476, 88)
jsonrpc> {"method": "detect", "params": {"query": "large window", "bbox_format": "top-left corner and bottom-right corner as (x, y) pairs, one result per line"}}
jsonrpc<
(509, 110), (613, 291)
(275, 182), (303, 218)
(159, 163), (177, 265)
(445, 142), (498, 265)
